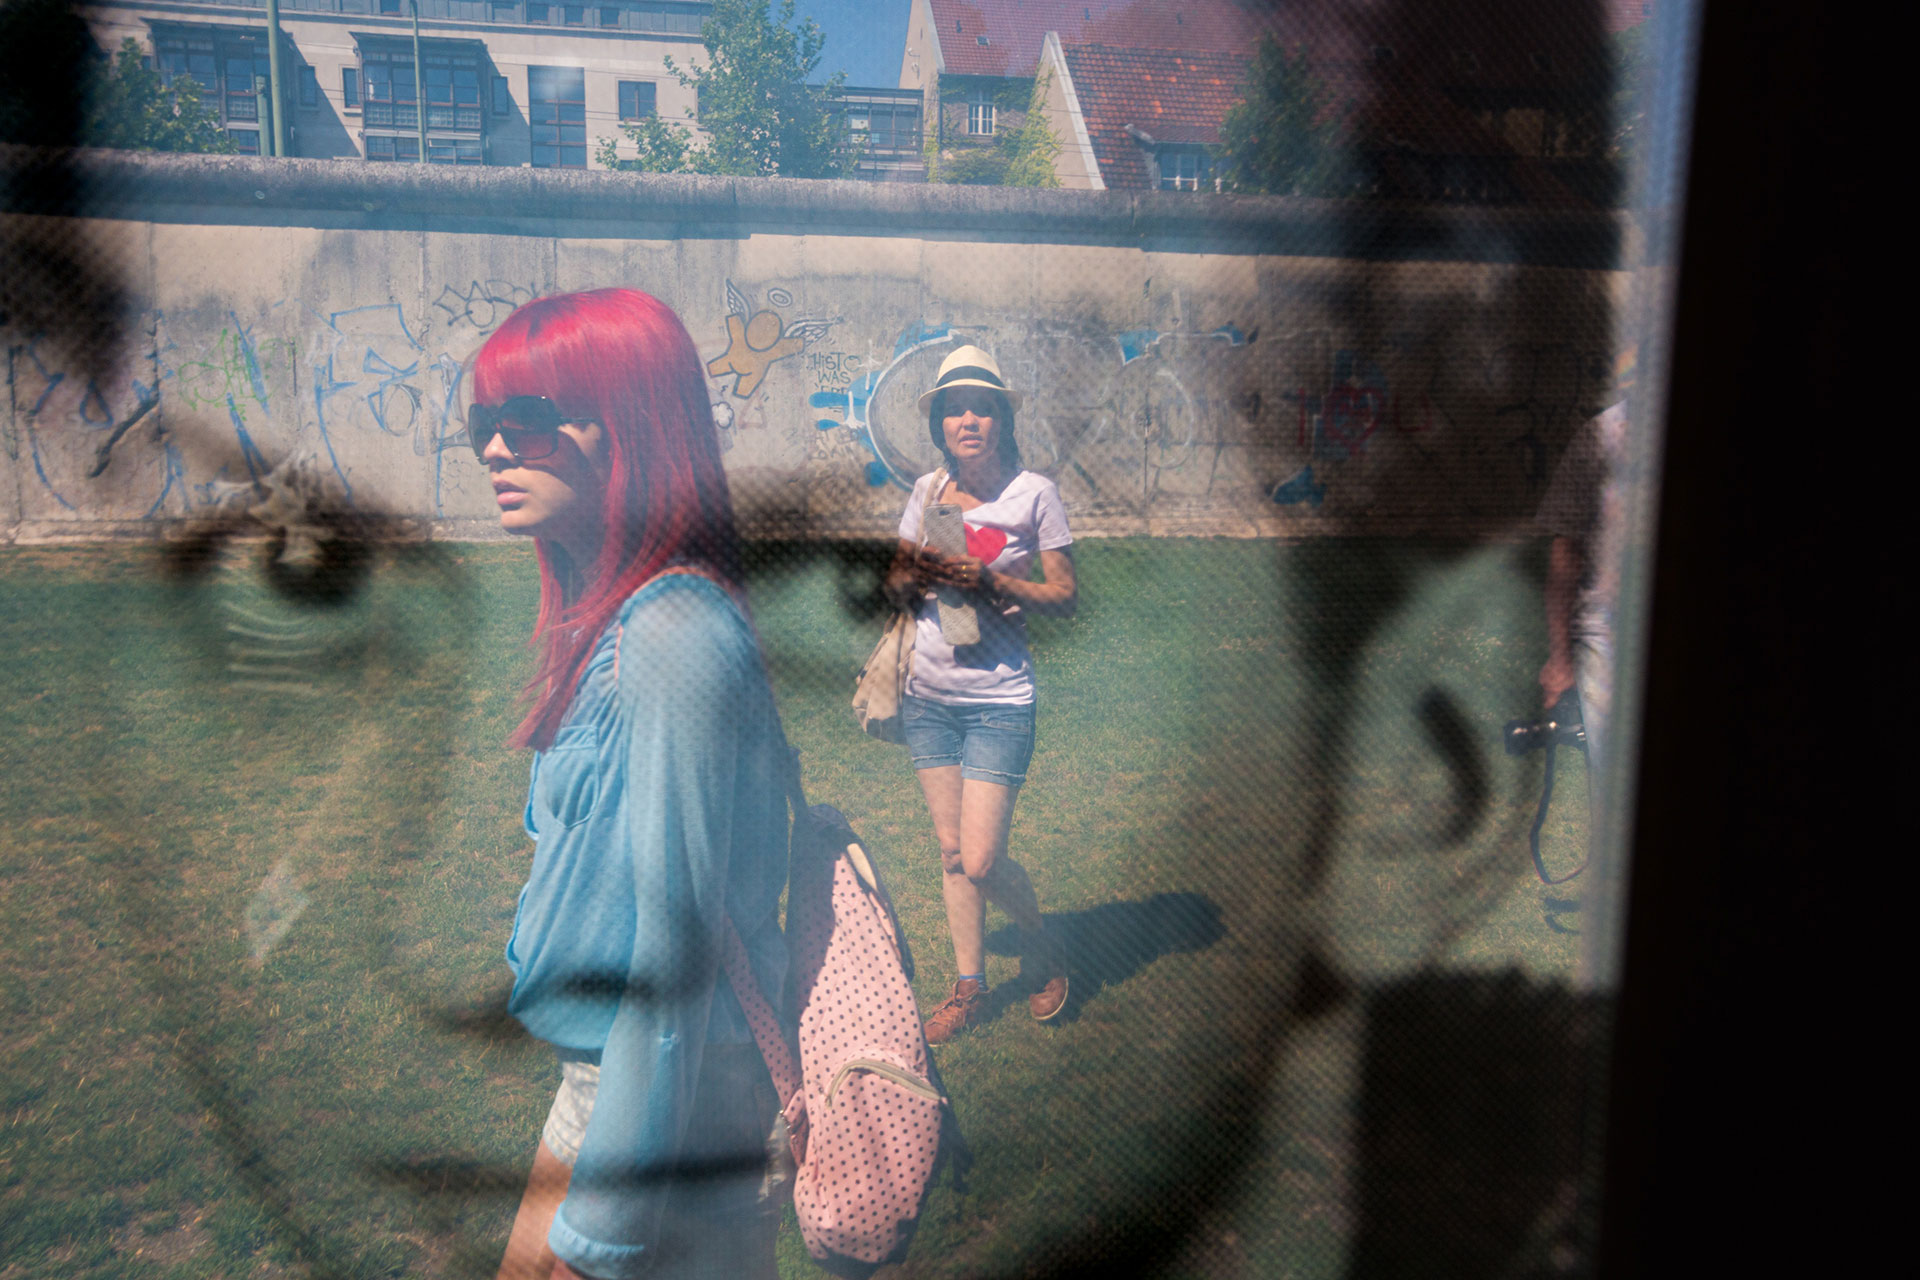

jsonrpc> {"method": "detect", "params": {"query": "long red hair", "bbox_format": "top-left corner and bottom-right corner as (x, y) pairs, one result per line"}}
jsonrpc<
(473, 288), (742, 750)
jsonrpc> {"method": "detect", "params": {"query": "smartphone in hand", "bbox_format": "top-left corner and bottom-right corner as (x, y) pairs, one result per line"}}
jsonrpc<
(923, 503), (980, 645)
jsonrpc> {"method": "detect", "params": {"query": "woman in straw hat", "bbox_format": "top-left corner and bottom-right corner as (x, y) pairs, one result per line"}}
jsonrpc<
(885, 345), (1078, 1043)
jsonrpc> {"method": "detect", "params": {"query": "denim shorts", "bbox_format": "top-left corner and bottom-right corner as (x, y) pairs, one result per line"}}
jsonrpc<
(901, 694), (1036, 786)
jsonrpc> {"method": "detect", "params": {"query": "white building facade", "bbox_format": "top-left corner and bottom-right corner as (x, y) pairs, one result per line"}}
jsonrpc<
(77, 0), (710, 168)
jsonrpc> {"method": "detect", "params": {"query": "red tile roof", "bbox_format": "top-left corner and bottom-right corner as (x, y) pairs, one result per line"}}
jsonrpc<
(1059, 43), (1254, 191)
(1060, 40), (1587, 205)
(929, 0), (1282, 78)
(933, 0), (1623, 92)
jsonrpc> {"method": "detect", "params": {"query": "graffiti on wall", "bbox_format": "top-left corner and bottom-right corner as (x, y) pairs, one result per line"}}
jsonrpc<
(5, 289), (480, 522)
(802, 319), (1265, 506)
(705, 279), (840, 399)
(5, 271), (1613, 534)
(1272, 349), (1435, 510)
(433, 280), (535, 332)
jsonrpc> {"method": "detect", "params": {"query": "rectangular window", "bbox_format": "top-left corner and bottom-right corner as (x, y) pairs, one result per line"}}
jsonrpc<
(528, 65), (586, 168)
(158, 43), (216, 95)
(527, 2), (549, 20)
(492, 74), (512, 115)
(617, 79), (655, 122)
(600, 6), (619, 26)
(228, 127), (259, 154)
(362, 53), (418, 129)
(342, 67), (361, 109)
(1158, 149), (1209, 191)
(367, 134), (426, 162)
(299, 65), (319, 108)
(379, 0), (402, 13)
(428, 136), (485, 164)
(563, 5), (584, 24)
(968, 91), (994, 136)
(224, 53), (269, 123)
(492, 1), (518, 19)
(423, 57), (483, 130)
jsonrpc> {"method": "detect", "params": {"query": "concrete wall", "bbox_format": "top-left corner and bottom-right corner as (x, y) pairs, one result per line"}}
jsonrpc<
(1, 147), (1626, 541)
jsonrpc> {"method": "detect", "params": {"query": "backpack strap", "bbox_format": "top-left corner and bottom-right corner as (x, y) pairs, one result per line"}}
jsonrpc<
(622, 566), (805, 1104)
(720, 918), (802, 1108)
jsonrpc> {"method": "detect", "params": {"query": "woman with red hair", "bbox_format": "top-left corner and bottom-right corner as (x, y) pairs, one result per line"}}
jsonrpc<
(476, 289), (788, 1280)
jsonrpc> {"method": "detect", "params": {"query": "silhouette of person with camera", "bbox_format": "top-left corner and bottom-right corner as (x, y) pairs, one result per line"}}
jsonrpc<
(1536, 345), (1636, 989)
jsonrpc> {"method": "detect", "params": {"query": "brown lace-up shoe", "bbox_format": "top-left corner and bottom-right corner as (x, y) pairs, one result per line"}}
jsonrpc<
(1027, 951), (1069, 1022)
(924, 978), (987, 1044)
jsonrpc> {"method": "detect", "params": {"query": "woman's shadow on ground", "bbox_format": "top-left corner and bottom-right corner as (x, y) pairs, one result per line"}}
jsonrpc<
(983, 891), (1226, 1024)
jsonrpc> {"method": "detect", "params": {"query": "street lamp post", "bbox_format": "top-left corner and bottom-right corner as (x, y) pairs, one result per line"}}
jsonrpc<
(410, 0), (428, 162)
(264, 0), (289, 156)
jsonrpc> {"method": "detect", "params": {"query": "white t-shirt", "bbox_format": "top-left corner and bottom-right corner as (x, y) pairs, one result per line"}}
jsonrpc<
(897, 469), (1073, 706)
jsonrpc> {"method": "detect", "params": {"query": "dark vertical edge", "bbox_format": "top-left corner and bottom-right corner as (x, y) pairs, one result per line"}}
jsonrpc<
(1598, 1), (1863, 1275)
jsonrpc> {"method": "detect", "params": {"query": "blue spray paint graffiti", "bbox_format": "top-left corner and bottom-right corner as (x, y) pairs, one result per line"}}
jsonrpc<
(430, 353), (466, 514)
(810, 323), (956, 489)
(1117, 330), (1160, 364)
(226, 395), (269, 481)
(144, 442), (187, 518)
(307, 303), (428, 501)
(1119, 324), (1250, 365)
(1271, 465), (1327, 507)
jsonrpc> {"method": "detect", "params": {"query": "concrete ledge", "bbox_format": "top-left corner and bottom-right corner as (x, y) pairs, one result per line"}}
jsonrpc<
(2, 145), (1626, 267)
(4, 515), (1543, 545)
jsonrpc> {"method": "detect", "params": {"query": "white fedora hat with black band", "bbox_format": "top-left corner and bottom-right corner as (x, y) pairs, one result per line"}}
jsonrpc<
(917, 345), (1024, 415)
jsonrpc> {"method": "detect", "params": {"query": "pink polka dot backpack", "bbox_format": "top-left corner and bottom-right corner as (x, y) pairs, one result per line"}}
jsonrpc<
(721, 784), (969, 1275)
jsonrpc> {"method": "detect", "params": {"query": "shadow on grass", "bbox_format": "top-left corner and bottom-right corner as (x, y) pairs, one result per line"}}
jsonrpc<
(984, 891), (1226, 1024)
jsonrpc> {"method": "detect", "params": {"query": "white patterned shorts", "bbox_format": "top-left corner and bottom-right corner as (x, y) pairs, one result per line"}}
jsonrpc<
(541, 1059), (600, 1166)
(534, 1045), (784, 1279)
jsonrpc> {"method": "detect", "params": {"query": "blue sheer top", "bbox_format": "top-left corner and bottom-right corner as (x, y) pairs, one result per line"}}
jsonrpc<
(505, 574), (789, 1278)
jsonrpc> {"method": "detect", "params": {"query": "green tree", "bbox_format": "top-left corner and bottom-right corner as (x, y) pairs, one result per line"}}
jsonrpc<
(1607, 23), (1648, 165)
(83, 39), (236, 154)
(930, 73), (1060, 188)
(1215, 38), (1345, 195)
(595, 0), (844, 177)
(1001, 71), (1061, 188)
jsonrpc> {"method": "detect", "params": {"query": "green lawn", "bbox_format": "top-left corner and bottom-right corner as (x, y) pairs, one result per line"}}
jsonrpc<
(0, 537), (1594, 1279)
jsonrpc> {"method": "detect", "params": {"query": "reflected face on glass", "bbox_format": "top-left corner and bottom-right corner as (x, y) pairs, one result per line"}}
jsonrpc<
(92, 500), (527, 1275)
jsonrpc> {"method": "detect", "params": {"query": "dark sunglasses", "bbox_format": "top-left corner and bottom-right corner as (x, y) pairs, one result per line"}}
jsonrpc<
(467, 396), (599, 462)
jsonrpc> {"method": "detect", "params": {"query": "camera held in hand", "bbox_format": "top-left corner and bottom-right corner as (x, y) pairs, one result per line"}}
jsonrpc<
(1504, 694), (1586, 757)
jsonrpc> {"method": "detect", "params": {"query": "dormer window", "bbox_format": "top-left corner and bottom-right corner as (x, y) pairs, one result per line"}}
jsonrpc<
(1157, 147), (1213, 192)
(968, 88), (994, 135)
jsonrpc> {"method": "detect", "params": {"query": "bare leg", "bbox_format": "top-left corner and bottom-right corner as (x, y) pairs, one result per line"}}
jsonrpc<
(496, 1141), (571, 1280)
(958, 778), (1048, 950)
(920, 767), (1054, 975)
(916, 765), (988, 975)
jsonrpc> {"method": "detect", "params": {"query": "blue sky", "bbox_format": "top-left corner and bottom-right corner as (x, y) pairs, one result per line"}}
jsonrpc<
(790, 0), (911, 87)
